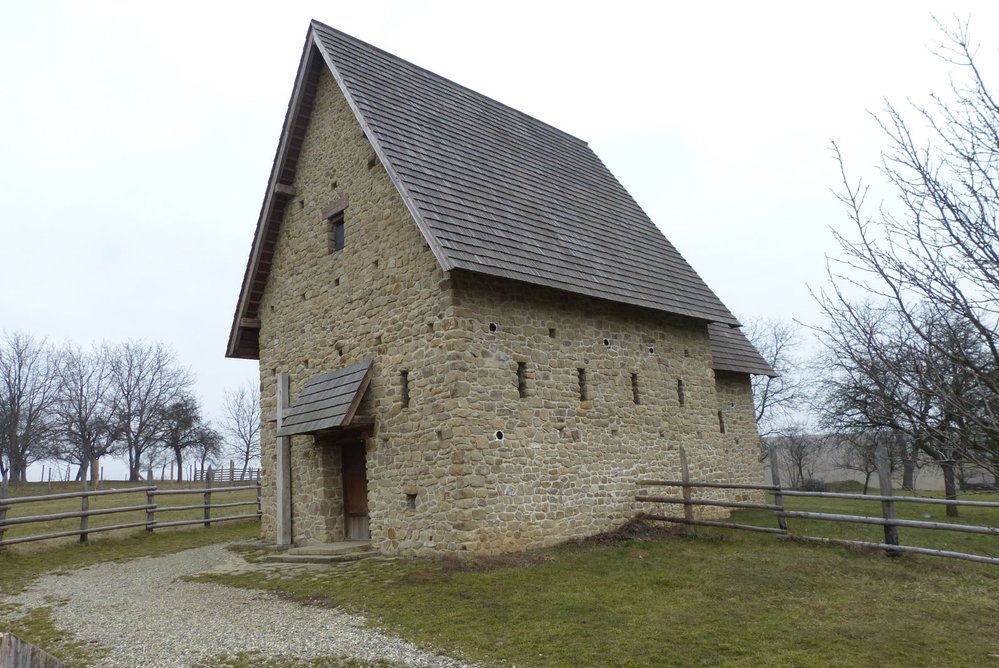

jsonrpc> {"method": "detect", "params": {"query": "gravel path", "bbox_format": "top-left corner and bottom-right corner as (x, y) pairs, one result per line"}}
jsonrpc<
(0, 544), (469, 667)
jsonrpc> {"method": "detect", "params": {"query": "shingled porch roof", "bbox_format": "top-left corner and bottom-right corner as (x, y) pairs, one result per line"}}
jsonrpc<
(228, 21), (746, 362)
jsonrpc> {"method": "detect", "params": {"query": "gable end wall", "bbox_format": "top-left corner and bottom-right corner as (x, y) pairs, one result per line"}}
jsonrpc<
(256, 67), (450, 544)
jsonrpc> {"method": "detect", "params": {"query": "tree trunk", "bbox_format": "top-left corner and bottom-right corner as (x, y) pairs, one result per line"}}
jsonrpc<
(174, 449), (184, 482)
(901, 460), (915, 491)
(862, 472), (871, 495)
(940, 461), (959, 517)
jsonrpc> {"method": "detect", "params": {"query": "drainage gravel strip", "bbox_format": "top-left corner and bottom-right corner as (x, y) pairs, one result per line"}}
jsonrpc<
(0, 543), (468, 667)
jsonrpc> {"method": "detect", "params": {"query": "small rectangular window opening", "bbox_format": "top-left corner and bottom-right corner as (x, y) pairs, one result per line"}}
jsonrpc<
(631, 373), (640, 405)
(328, 211), (345, 252)
(677, 379), (685, 407)
(400, 370), (410, 407)
(577, 368), (588, 402)
(406, 493), (417, 510)
(718, 410), (726, 434)
(517, 362), (528, 398)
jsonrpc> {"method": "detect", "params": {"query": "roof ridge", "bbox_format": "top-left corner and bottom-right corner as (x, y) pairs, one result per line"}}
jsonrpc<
(309, 19), (589, 147)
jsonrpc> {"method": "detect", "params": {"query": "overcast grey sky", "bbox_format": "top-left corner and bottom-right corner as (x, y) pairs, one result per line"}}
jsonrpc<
(2, 1), (997, 477)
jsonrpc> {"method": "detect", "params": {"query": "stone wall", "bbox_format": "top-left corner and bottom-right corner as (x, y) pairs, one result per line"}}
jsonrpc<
(254, 64), (766, 555)
(714, 371), (767, 503)
(369, 271), (762, 555)
(256, 66), (451, 544)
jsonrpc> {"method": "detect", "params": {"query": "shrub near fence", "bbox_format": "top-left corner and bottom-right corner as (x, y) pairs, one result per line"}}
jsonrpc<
(637, 444), (999, 566)
(0, 474), (261, 549)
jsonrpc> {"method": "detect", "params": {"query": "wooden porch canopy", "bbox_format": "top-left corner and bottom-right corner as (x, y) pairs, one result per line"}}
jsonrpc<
(276, 359), (373, 436)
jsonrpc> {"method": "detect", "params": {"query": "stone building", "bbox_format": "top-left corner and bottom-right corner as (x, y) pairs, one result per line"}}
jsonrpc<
(226, 21), (775, 556)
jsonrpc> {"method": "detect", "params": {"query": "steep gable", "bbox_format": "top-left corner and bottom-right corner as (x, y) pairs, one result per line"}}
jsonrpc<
(228, 21), (741, 359)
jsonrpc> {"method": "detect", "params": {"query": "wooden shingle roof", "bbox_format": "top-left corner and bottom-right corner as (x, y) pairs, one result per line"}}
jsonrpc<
(708, 323), (777, 377)
(277, 359), (373, 436)
(229, 22), (766, 372)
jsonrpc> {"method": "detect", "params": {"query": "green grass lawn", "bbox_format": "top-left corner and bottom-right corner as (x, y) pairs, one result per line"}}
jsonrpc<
(0, 480), (259, 546)
(193, 494), (999, 668)
(4, 485), (998, 667)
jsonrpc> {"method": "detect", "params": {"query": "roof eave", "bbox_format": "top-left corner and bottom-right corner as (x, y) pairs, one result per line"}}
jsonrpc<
(226, 30), (323, 360)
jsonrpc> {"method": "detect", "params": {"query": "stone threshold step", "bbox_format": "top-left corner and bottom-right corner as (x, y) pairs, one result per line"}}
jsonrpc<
(262, 551), (374, 565)
(285, 541), (373, 557)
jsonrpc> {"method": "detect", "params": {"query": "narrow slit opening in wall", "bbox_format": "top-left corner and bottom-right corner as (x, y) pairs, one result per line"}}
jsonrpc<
(677, 379), (685, 406)
(400, 370), (410, 407)
(517, 362), (527, 398)
(549, 327), (557, 338)
(631, 373), (640, 405)
(718, 410), (726, 434)
(406, 493), (417, 510)
(328, 210), (345, 252)
(578, 368), (588, 401)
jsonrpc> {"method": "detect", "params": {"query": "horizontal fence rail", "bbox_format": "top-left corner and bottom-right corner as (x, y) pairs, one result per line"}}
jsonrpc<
(637, 444), (999, 567)
(0, 474), (261, 549)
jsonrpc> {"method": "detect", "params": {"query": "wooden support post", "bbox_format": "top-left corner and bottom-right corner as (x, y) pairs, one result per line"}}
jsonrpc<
(678, 446), (694, 524)
(256, 479), (262, 517)
(230, 460), (235, 483)
(0, 479), (8, 549)
(146, 487), (155, 532)
(275, 372), (293, 545)
(169, 461), (174, 482)
(875, 440), (900, 555)
(79, 480), (89, 543)
(768, 444), (788, 533)
(203, 468), (214, 528)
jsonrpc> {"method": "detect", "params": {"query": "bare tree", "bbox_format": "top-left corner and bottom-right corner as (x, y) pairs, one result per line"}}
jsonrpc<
(835, 429), (905, 495)
(189, 433), (223, 477)
(0, 332), (60, 482)
(105, 341), (194, 481)
(159, 395), (219, 481)
(768, 424), (824, 489)
(743, 318), (806, 437)
(826, 18), (999, 471)
(815, 300), (989, 514)
(50, 344), (120, 483)
(221, 382), (260, 480)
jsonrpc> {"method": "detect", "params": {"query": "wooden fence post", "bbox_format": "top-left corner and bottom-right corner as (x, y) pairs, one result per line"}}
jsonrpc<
(79, 480), (89, 543)
(768, 444), (789, 533)
(875, 440), (900, 555)
(204, 468), (214, 528)
(0, 479), (8, 549)
(146, 487), (156, 532)
(678, 446), (694, 524)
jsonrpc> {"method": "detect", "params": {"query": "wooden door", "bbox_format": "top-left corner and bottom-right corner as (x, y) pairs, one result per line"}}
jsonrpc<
(342, 441), (370, 540)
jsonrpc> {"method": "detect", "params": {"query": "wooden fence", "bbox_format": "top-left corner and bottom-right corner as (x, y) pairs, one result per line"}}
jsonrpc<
(0, 474), (261, 549)
(636, 444), (999, 566)
(192, 463), (261, 483)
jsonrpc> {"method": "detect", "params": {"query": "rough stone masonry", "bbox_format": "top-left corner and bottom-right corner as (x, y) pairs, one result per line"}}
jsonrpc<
(250, 63), (766, 556)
